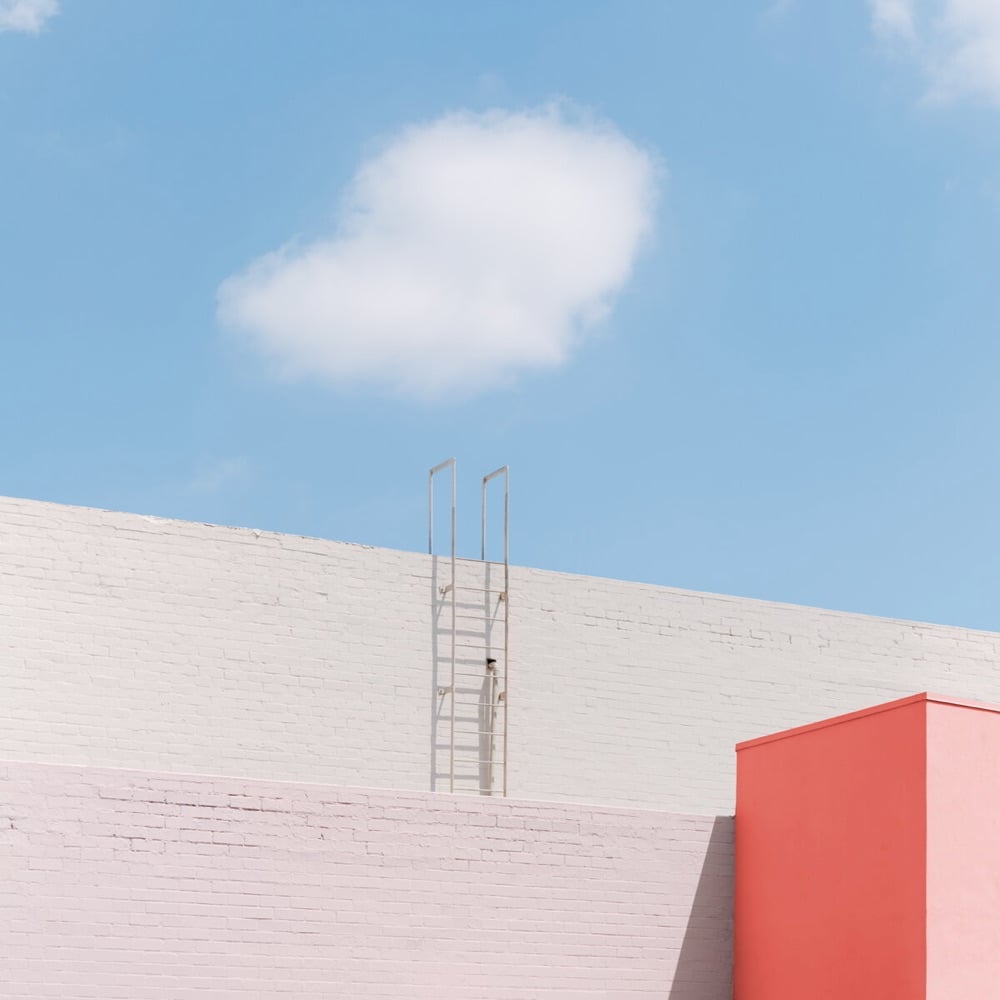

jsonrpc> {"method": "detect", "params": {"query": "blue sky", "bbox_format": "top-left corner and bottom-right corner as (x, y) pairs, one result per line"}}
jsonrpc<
(3, 0), (1000, 629)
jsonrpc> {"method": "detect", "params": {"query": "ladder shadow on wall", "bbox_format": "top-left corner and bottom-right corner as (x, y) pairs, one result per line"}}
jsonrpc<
(669, 815), (734, 1000)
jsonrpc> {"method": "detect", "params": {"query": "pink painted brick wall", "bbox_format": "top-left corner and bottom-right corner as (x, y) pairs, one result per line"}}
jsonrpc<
(0, 761), (731, 998)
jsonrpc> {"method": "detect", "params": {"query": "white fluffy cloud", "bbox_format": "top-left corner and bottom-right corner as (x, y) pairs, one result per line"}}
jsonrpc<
(870, 0), (1000, 107)
(871, 0), (917, 40)
(0, 0), (58, 33)
(217, 107), (658, 398)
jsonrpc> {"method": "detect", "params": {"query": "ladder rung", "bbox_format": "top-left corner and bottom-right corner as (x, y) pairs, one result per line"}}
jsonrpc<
(443, 704), (507, 714)
(446, 608), (503, 614)
(435, 730), (508, 738)
(435, 730), (508, 740)
(438, 700), (507, 709)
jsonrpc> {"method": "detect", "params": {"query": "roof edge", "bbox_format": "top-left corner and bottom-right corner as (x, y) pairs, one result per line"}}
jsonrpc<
(735, 692), (1000, 752)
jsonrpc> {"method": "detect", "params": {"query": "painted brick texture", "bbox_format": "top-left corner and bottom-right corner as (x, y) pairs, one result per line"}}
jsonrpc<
(2, 495), (999, 813)
(0, 761), (733, 999)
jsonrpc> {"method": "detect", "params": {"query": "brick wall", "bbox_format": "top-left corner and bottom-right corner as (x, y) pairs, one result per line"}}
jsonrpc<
(0, 760), (733, 999)
(1, 494), (998, 813)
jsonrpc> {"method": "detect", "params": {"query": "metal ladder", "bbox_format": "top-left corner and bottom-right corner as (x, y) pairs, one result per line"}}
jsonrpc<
(429, 459), (509, 796)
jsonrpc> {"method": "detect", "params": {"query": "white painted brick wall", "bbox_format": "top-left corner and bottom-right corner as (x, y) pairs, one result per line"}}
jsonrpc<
(0, 760), (733, 999)
(1, 494), (998, 813)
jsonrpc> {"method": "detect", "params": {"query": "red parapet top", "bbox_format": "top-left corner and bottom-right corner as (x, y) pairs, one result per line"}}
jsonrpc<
(735, 690), (1000, 752)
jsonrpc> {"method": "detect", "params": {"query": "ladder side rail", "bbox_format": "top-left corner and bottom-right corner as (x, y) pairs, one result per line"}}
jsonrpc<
(503, 467), (509, 796)
(429, 459), (457, 793)
(485, 659), (498, 794)
(481, 465), (510, 796)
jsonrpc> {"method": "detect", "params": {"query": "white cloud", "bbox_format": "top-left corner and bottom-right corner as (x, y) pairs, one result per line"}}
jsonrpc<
(217, 106), (659, 398)
(870, 0), (1000, 107)
(870, 0), (917, 41)
(0, 0), (58, 34)
(929, 0), (1000, 105)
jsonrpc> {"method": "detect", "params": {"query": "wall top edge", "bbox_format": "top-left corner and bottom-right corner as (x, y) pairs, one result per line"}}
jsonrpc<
(735, 692), (1000, 752)
(0, 756), (730, 822)
(3, 491), (999, 639)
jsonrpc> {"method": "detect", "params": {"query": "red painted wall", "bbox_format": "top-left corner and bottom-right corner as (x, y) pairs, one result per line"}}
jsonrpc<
(735, 695), (927, 1000)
